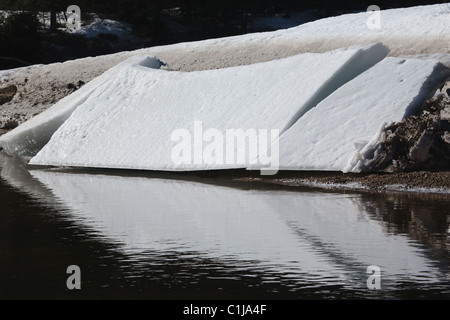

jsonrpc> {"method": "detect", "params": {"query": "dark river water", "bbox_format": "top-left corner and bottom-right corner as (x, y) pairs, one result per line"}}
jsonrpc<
(0, 152), (449, 300)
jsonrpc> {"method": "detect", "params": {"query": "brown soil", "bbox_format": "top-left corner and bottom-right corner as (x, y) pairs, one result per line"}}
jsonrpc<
(231, 170), (450, 194)
(0, 84), (17, 105)
(359, 96), (450, 173)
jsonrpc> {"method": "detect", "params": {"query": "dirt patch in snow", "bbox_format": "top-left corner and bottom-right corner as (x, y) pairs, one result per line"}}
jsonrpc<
(0, 85), (17, 105)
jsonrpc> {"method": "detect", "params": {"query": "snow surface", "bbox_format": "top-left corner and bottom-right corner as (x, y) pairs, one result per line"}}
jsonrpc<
(68, 15), (148, 49)
(145, 4), (450, 60)
(281, 5), (450, 38)
(0, 56), (162, 158)
(73, 17), (133, 39)
(27, 43), (389, 171)
(273, 58), (450, 172)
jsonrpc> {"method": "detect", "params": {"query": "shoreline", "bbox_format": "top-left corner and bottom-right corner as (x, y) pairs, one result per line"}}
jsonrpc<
(6, 154), (449, 196)
(231, 171), (450, 196)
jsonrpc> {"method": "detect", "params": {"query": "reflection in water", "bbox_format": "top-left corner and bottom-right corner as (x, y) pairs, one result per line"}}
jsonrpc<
(0, 153), (449, 299)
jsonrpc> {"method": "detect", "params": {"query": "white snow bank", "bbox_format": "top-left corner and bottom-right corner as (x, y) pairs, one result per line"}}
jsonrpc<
(273, 58), (450, 172)
(280, 4), (450, 40)
(27, 43), (388, 171)
(73, 17), (134, 41)
(0, 56), (162, 158)
(144, 4), (450, 58)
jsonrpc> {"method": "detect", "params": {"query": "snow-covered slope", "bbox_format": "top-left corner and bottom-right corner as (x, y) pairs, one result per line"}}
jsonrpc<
(1, 5), (449, 132)
(140, 4), (450, 59)
(0, 56), (162, 158)
(274, 58), (450, 172)
(27, 44), (388, 171)
(147, 4), (450, 62)
(1, 4), (449, 173)
(281, 5), (450, 39)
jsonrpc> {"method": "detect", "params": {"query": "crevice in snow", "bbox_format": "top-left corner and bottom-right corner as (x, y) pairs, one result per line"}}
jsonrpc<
(275, 57), (450, 173)
(403, 64), (450, 118)
(282, 42), (389, 132)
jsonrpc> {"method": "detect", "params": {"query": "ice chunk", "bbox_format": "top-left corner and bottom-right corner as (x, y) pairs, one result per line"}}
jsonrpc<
(273, 58), (450, 172)
(0, 56), (162, 158)
(29, 43), (388, 171)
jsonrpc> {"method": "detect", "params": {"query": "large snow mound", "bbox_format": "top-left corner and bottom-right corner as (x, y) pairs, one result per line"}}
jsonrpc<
(1, 5), (449, 137)
(274, 58), (450, 172)
(27, 43), (388, 171)
(0, 56), (162, 158)
(150, 4), (450, 64)
(281, 4), (450, 39)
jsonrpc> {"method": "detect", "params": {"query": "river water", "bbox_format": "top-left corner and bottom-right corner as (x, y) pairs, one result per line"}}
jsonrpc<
(0, 153), (449, 300)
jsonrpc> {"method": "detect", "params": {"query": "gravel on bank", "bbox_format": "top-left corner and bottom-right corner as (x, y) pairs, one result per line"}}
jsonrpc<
(230, 170), (450, 195)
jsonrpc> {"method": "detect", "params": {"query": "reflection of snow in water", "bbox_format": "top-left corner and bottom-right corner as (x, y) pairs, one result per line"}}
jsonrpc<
(31, 172), (340, 278)
(0, 152), (444, 290)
